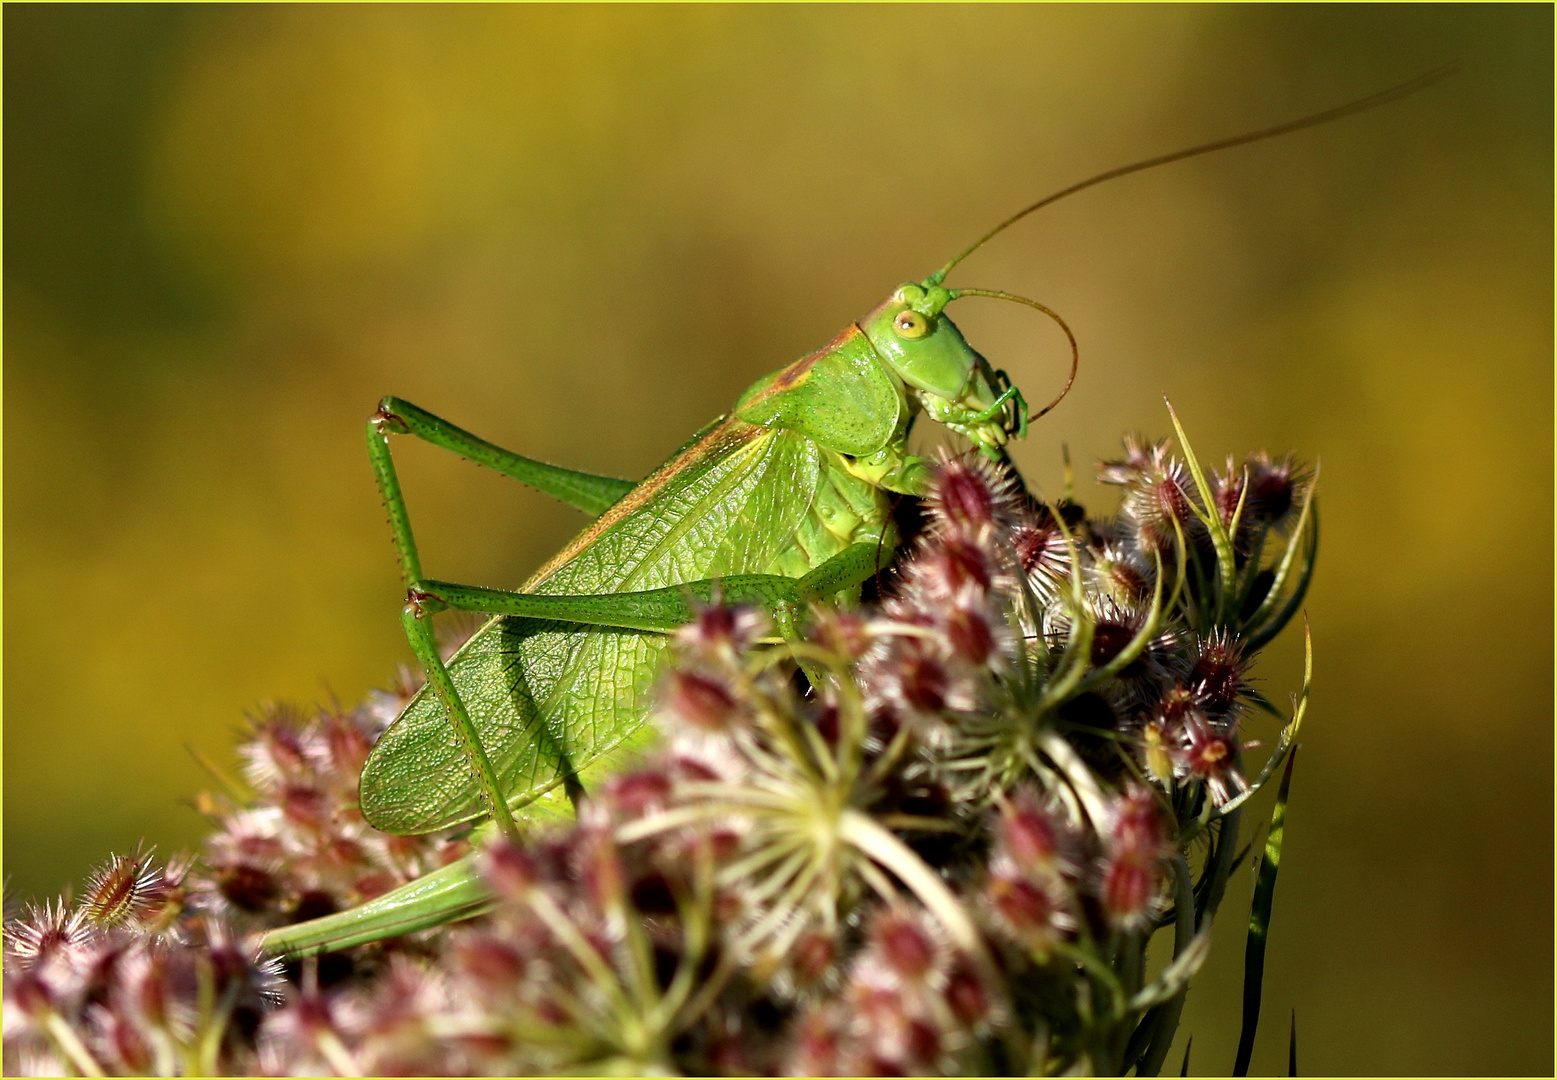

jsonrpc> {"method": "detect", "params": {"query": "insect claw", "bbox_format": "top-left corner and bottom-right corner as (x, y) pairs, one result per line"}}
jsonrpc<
(405, 587), (447, 618)
(372, 402), (411, 436)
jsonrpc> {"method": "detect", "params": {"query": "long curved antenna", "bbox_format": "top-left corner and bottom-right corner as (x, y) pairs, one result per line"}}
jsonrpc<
(927, 66), (1457, 286)
(948, 288), (1078, 422)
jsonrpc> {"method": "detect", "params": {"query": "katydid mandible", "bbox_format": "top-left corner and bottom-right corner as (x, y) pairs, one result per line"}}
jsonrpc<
(261, 71), (1449, 959)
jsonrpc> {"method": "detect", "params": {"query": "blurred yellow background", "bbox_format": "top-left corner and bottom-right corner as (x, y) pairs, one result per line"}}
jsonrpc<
(4, 6), (1550, 1073)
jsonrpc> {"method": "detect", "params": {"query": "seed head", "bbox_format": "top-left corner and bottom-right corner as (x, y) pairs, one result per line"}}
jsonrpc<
(866, 905), (945, 988)
(597, 766), (676, 823)
(1090, 613), (1139, 672)
(787, 928), (839, 993)
(452, 930), (528, 988)
(925, 454), (1024, 537)
(672, 601), (768, 664)
(657, 668), (741, 734)
(942, 594), (1009, 669)
(911, 534), (999, 600)
(481, 839), (539, 901)
(1090, 542), (1154, 607)
(890, 639), (950, 716)
(216, 863), (280, 914)
(258, 973), (355, 1078)
(338, 956), (450, 1076)
(1109, 786), (1171, 861)
(1099, 855), (1159, 931)
(985, 871), (1073, 954)
(318, 710), (373, 782)
(1098, 787), (1170, 930)
(808, 607), (876, 662)
(1010, 507), (1072, 596)
(996, 790), (1071, 877)
(80, 849), (166, 929)
(1189, 630), (1251, 719)
(238, 703), (313, 795)
(1097, 433), (1160, 485)
(788, 1009), (847, 1076)
(1180, 716), (1248, 806)
(943, 959), (994, 1031)
(844, 978), (944, 1074)
(4, 901), (92, 999)
(3, 969), (58, 1032)
(1102, 436), (1199, 557)
(1086, 599), (1158, 678)
(87, 1000), (153, 1074)
(1241, 452), (1307, 529)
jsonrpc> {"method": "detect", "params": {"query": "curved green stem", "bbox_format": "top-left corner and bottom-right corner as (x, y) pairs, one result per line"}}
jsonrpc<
(1135, 853), (1197, 1075)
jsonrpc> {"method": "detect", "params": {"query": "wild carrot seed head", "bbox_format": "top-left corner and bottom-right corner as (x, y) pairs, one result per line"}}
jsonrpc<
(81, 849), (166, 929)
(924, 454), (1024, 536)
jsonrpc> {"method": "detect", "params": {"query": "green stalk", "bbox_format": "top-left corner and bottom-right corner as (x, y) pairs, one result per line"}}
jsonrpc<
(1233, 746), (1299, 1076)
(260, 855), (494, 958)
(1164, 400), (1238, 622)
(1195, 806), (1243, 931)
(42, 1011), (104, 1078)
(1135, 853), (1198, 1075)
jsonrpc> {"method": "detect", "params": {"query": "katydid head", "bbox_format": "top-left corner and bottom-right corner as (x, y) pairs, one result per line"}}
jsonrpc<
(858, 278), (1077, 458)
(858, 281), (1032, 458)
(858, 282), (962, 397)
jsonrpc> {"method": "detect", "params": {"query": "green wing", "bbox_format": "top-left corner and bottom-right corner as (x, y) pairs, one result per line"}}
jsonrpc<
(360, 418), (822, 834)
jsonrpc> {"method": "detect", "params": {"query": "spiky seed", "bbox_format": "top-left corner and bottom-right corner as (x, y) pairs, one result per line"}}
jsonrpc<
(944, 603), (997, 666)
(988, 874), (1069, 949)
(481, 840), (538, 901)
(868, 907), (940, 984)
(81, 850), (165, 928)
(1110, 787), (1171, 859)
(790, 929), (838, 989)
(673, 601), (768, 662)
(1190, 630), (1251, 717)
(5, 900), (89, 969)
(943, 961), (992, 1029)
(1243, 452), (1306, 527)
(1100, 855), (1160, 930)
(599, 767), (676, 822)
(659, 669), (741, 732)
(809, 608), (875, 661)
(217, 863), (280, 913)
(998, 793), (1066, 875)
(925, 454), (1022, 534)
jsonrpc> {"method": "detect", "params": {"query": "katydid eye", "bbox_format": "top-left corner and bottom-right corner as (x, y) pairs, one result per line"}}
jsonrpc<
(893, 309), (930, 339)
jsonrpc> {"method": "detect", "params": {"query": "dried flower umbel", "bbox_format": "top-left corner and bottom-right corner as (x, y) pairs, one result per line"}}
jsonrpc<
(4, 417), (1314, 1076)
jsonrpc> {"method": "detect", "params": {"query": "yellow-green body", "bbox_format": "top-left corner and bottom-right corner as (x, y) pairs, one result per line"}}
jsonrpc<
(356, 285), (1024, 837)
(264, 281), (1029, 957)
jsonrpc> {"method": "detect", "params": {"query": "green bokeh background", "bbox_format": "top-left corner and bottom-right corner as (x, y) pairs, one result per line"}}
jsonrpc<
(5, 5), (1550, 1074)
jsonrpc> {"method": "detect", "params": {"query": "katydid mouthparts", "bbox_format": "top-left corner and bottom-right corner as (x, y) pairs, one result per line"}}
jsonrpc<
(261, 68), (1450, 959)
